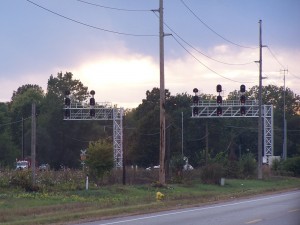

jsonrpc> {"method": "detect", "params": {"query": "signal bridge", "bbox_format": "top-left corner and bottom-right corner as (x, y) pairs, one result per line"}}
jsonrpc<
(191, 100), (273, 163)
(64, 101), (123, 168)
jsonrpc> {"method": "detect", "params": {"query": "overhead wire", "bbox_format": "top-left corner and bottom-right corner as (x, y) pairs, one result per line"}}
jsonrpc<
(266, 46), (300, 80)
(151, 12), (255, 83)
(180, 0), (257, 49)
(25, 0), (157, 37)
(171, 34), (254, 84)
(75, 0), (151, 12)
(266, 46), (286, 69)
(0, 116), (32, 128)
(161, 17), (255, 66)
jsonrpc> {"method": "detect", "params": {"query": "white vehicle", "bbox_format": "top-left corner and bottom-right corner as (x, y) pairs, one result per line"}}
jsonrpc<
(16, 160), (29, 170)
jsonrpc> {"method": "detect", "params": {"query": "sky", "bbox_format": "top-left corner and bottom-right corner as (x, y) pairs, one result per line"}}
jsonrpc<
(1, 0), (299, 109)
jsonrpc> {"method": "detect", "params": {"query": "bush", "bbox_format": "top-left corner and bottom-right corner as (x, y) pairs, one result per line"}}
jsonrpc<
(225, 160), (240, 178)
(200, 163), (224, 184)
(10, 170), (39, 192)
(239, 153), (256, 179)
(271, 158), (281, 173)
(281, 157), (300, 176)
(170, 155), (186, 183)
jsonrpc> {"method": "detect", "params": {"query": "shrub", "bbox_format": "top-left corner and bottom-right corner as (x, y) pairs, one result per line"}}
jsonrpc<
(271, 158), (281, 172)
(10, 170), (39, 192)
(225, 160), (240, 178)
(200, 163), (224, 184)
(170, 155), (186, 183)
(239, 153), (256, 179)
(281, 157), (300, 176)
(86, 139), (114, 184)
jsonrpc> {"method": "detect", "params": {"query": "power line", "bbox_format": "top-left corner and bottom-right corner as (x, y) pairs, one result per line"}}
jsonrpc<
(266, 46), (285, 69)
(0, 116), (32, 128)
(152, 12), (255, 66)
(180, 0), (257, 49)
(171, 35), (254, 84)
(163, 19), (255, 66)
(289, 72), (300, 79)
(267, 46), (300, 80)
(75, 0), (151, 12)
(26, 0), (157, 37)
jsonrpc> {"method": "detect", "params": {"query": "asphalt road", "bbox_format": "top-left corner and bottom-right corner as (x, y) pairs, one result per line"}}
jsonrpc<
(77, 190), (300, 225)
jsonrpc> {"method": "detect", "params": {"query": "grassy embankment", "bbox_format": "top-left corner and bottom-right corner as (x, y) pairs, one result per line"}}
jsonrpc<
(0, 177), (299, 225)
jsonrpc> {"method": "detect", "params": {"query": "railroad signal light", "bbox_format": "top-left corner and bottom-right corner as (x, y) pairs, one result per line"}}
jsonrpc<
(240, 106), (246, 115)
(217, 106), (222, 116)
(89, 90), (96, 117)
(193, 88), (199, 94)
(240, 95), (246, 104)
(216, 84), (222, 93)
(217, 95), (222, 104)
(65, 90), (71, 106)
(90, 108), (95, 117)
(90, 97), (95, 106)
(65, 97), (70, 106)
(240, 84), (246, 93)
(193, 95), (199, 104)
(64, 90), (71, 118)
(193, 107), (199, 116)
(65, 109), (70, 118)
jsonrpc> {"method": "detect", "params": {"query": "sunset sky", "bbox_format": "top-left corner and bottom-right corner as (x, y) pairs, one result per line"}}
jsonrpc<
(1, 0), (299, 108)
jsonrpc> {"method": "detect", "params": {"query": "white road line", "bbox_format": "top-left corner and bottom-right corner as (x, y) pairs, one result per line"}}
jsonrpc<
(245, 219), (262, 224)
(95, 191), (300, 225)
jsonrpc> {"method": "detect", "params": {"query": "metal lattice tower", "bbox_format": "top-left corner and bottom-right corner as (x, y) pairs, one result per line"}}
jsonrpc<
(191, 100), (274, 162)
(64, 102), (123, 168)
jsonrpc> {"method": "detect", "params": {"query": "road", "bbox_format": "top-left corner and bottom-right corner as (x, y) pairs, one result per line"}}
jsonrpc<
(77, 190), (300, 225)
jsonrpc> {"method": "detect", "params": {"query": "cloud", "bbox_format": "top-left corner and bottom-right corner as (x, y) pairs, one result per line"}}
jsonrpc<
(164, 44), (300, 98)
(71, 53), (159, 108)
(1, 43), (299, 108)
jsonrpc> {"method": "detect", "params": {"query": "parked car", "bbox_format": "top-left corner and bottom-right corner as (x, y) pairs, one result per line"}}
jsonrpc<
(16, 160), (29, 170)
(39, 164), (50, 171)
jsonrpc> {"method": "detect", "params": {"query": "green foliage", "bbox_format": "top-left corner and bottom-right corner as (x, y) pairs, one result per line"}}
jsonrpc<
(200, 163), (224, 184)
(86, 139), (114, 182)
(281, 156), (300, 176)
(271, 158), (281, 172)
(225, 160), (241, 178)
(239, 153), (257, 178)
(0, 103), (18, 167)
(9, 170), (39, 192)
(47, 72), (89, 102)
(170, 155), (185, 173)
(170, 155), (186, 183)
(1, 76), (300, 172)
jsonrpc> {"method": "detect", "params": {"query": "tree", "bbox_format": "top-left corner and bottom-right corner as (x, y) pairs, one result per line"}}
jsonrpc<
(86, 139), (114, 183)
(42, 72), (91, 168)
(0, 103), (18, 167)
(9, 84), (45, 159)
(47, 72), (89, 102)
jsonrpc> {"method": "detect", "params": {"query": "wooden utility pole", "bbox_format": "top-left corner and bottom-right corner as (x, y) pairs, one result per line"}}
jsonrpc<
(205, 121), (208, 165)
(282, 69), (288, 160)
(31, 102), (36, 185)
(22, 116), (24, 160)
(258, 20), (263, 179)
(159, 0), (166, 185)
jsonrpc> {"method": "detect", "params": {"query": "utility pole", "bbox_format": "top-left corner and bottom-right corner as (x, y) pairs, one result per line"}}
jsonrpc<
(205, 121), (208, 165)
(31, 102), (36, 185)
(281, 69), (288, 160)
(22, 116), (24, 160)
(181, 112), (183, 157)
(158, 0), (166, 185)
(257, 20), (265, 180)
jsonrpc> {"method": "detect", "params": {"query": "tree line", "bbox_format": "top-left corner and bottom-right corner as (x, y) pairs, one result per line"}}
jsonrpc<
(0, 72), (299, 169)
